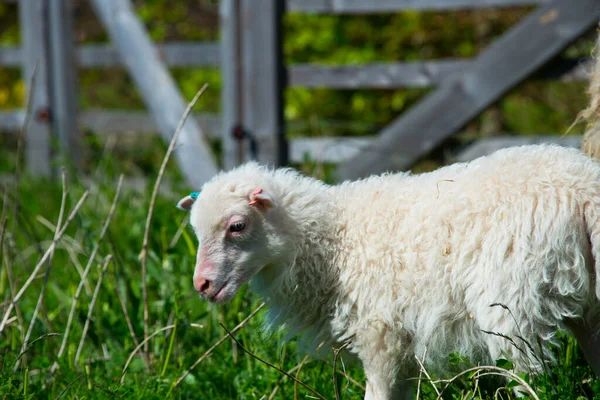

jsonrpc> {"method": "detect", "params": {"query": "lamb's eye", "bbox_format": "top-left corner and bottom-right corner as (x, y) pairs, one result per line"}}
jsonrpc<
(229, 221), (246, 233)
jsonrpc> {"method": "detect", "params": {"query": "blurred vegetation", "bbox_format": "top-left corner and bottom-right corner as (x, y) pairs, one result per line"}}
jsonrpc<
(0, 2), (599, 398)
(0, 1), (596, 176)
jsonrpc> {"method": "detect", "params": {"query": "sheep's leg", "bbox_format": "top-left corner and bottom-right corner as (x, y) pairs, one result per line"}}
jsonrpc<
(364, 375), (390, 400)
(356, 321), (415, 399)
(361, 353), (414, 400)
(364, 372), (412, 400)
(363, 361), (393, 400)
(568, 317), (600, 376)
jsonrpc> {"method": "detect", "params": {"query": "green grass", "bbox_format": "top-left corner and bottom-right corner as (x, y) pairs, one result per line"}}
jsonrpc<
(0, 158), (598, 400)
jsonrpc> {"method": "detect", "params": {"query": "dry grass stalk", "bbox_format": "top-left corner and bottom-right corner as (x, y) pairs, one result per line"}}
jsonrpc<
(436, 179), (455, 199)
(267, 356), (311, 400)
(114, 267), (141, 349)
(266, 352), (365, 399)
(293, 355), (310, 400)
(0, 218), (7, 316)
(326, 362), (365, 392)
(81, 354), (111, 365)
(414, 347), (440, 397)
(494, 386), (510, 399)
(75, 255), (112, 365)
(0, 218), (7, 280)
(0, 190), (89, 335)
(0, 188), (7, 286)
(220, 322), (327, 400)
(172, 302), (265, 389)
(169, 214), (190, 249)
(56, 175), (124, 363)
(15, 170), (68, 373)
(268, 356), (366, 400)
(63, 244), (92, 296)
(1, 182), (8, 220)
(121, 321), (204, 384)
(55, 374), (82, 400)
(120, 324), (176, 384)
(6, 65), (40, 329)
(332, 340), (352, 400)
(107, 238), (143, 358)
(35, 216), (86, 255)
(434, 365), (540, 400)
(15, 332), (61, 363)
(415, 346), (434, 399)
(2, 244), (25, 340)
(139, 83), (209, 359)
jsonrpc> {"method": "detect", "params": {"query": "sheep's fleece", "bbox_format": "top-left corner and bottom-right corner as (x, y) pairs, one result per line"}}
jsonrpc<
(177, 144), (600, 399)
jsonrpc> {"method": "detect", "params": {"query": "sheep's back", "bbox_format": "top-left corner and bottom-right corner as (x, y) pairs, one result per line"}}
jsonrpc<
(331, 144), (600, 368)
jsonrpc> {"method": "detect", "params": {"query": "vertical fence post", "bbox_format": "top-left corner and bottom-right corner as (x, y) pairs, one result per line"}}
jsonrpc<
(48, 0), (81, 168)
(18, 0), (52, 177)
(220, 0), (242, 170)
(239, 0), (287, 167)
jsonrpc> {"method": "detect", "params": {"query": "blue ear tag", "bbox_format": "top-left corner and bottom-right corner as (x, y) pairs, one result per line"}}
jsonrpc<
(190, 191), (200, 200)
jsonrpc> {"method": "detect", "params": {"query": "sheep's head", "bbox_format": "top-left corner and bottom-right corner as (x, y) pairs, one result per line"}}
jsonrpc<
(176, 167), (289, 304)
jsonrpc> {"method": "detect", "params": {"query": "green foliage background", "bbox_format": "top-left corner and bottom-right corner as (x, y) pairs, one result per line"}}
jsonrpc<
(0, 1), (599, 399)
(0, 1), (595, 175)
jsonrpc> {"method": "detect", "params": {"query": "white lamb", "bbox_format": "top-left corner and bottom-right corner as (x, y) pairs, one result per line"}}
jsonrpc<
(176, 144), (600, 399)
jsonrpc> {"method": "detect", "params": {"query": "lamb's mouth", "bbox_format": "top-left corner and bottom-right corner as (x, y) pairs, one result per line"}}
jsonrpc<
(208, 279), (231, 303)
(206, 268), (257, 303)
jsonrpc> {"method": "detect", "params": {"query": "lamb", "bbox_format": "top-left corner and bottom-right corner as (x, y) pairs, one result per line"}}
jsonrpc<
(176, 144), (600, 399)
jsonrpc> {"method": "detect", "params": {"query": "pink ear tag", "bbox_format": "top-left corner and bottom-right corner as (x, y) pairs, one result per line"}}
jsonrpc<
(248, 188), (263, 205)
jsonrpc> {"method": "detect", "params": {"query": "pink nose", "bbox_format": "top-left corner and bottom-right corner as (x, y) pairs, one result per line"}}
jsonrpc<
(193, 254), (215, 295)
(194, 274), (212, 294)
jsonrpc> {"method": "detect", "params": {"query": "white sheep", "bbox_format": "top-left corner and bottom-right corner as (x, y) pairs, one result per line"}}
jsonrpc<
(176, 144), (600, 399)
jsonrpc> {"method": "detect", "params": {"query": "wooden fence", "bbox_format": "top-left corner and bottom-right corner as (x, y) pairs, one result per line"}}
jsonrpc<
(1, 0), (597, 185)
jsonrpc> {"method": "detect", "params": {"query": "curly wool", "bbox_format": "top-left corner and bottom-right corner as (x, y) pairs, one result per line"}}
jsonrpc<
(191, 144), (600, 398)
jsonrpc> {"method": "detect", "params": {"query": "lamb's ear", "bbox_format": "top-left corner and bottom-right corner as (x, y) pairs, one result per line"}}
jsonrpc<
(248, 187), (275, 209)
(176, 191), (200, 211)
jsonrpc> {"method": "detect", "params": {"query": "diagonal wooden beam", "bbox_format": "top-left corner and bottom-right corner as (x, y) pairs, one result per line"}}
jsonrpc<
(90, 0), (218, 187)
(336, 0), (600, 181)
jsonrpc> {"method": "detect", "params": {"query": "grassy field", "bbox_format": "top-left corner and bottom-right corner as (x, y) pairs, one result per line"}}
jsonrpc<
(0, 136), (598, 400)
(1, 2), (599, 397)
